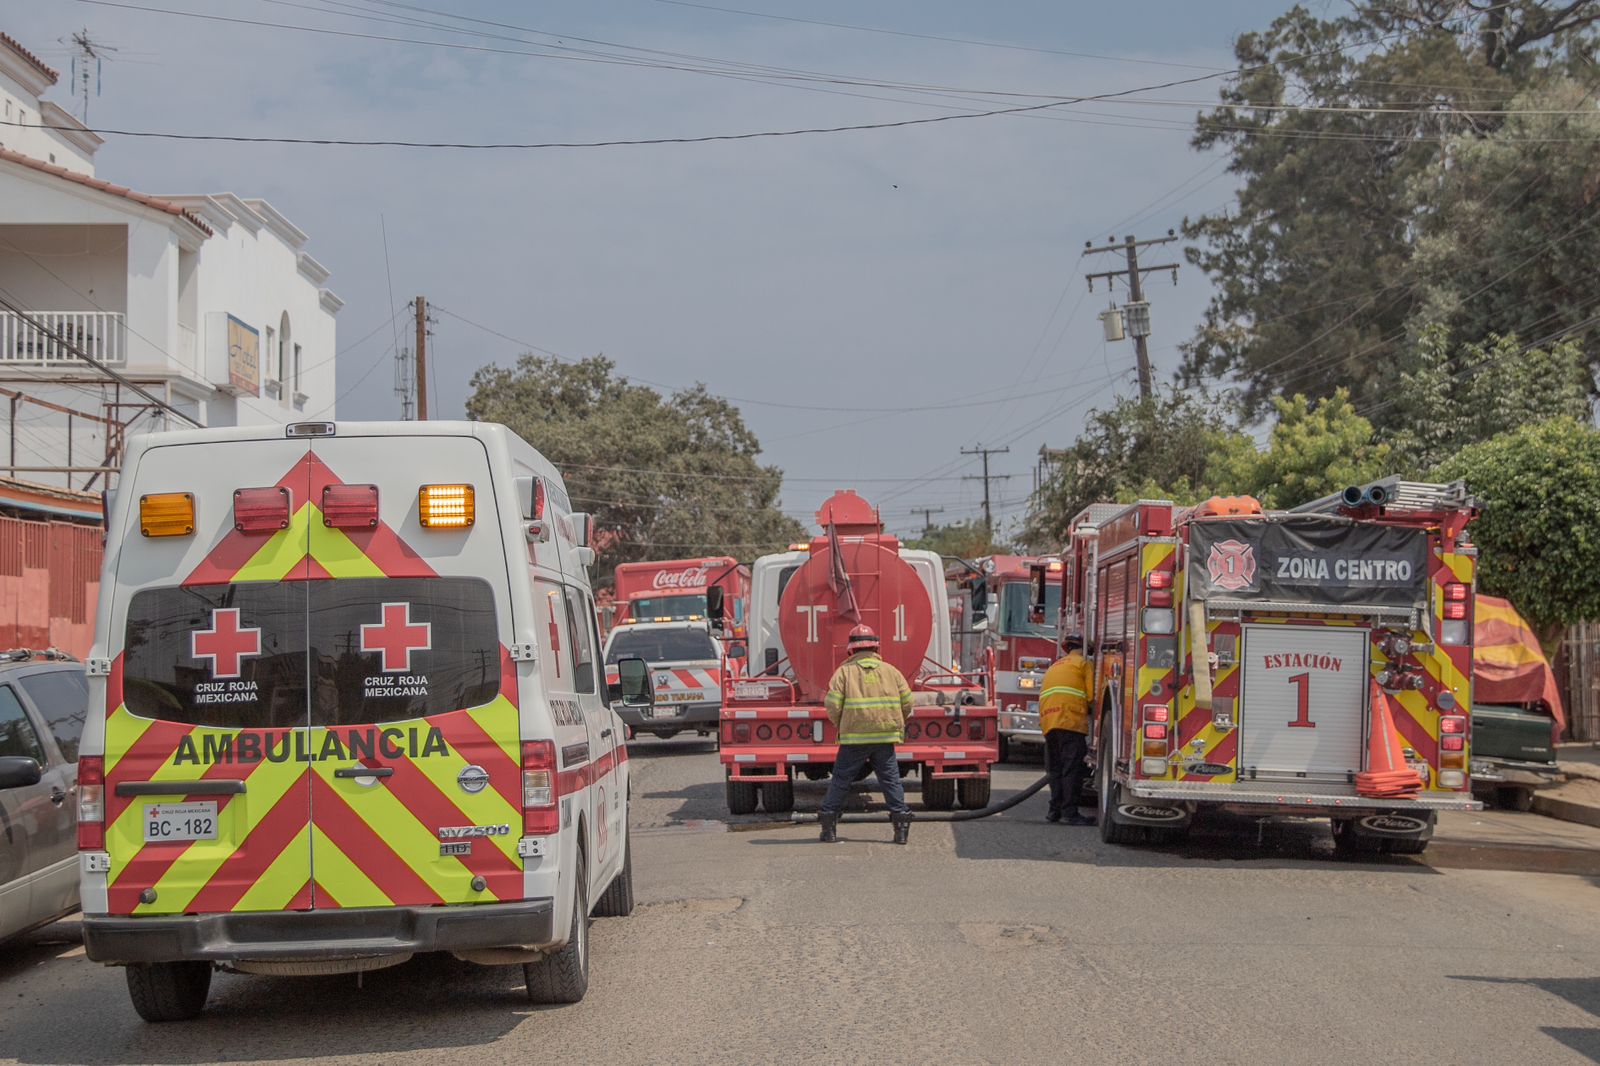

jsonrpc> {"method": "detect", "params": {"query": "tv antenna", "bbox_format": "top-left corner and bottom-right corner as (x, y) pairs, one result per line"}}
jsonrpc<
(62, 29), (117, 123)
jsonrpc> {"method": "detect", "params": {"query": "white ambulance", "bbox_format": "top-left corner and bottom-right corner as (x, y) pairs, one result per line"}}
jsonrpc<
(76, 420), (653, 1021)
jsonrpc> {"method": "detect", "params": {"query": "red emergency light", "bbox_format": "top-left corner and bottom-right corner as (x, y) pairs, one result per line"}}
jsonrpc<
(233, 486), (292, 534)
(322, 484), (380, 530)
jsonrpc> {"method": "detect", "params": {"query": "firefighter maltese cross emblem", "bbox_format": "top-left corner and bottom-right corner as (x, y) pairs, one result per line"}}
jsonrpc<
(1207, 539), (1258, 592)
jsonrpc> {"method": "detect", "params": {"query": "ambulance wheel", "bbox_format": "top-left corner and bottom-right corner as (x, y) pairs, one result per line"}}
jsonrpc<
(922, 775), (956, 811)
(525, 851), (590, 1004)
(761, 780), (794, 814)
(125, 961), (212, 1023)
(997, 733), (1012, 764)
(725, 777), (759, 815)
(957, 776), (991, 810)
(594, 830), (635, 918)
(1097, 724), (1143, 846)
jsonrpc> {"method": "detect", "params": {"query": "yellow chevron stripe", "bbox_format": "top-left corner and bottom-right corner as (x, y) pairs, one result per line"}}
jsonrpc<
(311, 761), (504, 903)
(467, 697), (521, 768)
(398, 745), (520, 869)
(308, 832), (394, 909)
(233, 824), (314, 912)
(235, 504), (314, 582)
(1141, 540), (1175, 576)
(103, 705), (153, 779)
(307, 504), (386, 578)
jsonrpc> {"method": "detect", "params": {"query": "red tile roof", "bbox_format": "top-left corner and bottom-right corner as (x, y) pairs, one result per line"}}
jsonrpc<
(0, 147), (213, 236)
(0, 32), (58, 83)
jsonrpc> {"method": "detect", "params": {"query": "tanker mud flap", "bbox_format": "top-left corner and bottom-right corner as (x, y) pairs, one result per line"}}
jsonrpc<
(1110, 799), (1193, 829)
(1337, 811), (1436, 845)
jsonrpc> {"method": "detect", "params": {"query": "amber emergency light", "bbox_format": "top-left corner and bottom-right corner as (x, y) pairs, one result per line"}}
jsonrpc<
(140, 492), (195, 537)
(419, 484), (474, 528)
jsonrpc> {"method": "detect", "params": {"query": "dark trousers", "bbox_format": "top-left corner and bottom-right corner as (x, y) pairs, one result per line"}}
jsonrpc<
(1045, 729), (1090, 815)
(820, 743), (909, 815)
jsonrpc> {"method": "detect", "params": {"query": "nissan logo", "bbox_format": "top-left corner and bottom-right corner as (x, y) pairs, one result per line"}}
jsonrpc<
(457, 765), (491, 795)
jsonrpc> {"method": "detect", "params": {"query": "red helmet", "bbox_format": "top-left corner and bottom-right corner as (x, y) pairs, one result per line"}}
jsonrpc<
(847, 624), (880, 651)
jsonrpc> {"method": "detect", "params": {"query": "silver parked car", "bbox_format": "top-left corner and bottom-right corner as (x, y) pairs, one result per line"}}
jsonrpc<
(0, 651), (88, 942)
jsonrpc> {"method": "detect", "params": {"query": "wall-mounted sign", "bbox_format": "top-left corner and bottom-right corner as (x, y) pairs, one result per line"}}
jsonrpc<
(227, 315), (260, 397)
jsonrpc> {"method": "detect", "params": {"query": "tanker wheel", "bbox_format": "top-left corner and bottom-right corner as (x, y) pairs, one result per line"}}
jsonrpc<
(725, 776), (758, 816)
(922, 774), (956, 811)
(957, 776), (992, 810)
(801, 766), (829, 782)
(761, 779), (795, 814)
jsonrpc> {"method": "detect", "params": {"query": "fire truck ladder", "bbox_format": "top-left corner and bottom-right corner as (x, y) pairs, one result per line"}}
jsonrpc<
(1293, 477), (1480, 517)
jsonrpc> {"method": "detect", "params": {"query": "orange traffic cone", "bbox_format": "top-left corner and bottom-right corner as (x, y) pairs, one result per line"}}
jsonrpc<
(1356, 679), (1424, 799)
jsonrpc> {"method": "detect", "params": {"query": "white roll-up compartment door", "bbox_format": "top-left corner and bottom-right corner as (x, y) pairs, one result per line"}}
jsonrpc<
(1239, 624), (1369, 782)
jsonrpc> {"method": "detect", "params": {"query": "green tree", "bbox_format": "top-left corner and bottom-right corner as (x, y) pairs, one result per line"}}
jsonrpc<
(1434, 418), (1600, 643)
(1024, 387), (1248, 546)
(904, 520), (1010, 560)
(1215, 389), (1393, 508)
(1180, 2), (1598, 416)
(1387, 326), (1595, 471)
(465, 354), (804, 584)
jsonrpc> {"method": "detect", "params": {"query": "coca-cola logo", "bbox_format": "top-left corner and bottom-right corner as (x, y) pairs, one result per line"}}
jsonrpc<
(652, 567), (710, 590)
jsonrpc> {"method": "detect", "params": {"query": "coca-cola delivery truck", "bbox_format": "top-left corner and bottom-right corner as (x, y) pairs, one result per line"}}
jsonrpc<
(612, 557), (751, 632)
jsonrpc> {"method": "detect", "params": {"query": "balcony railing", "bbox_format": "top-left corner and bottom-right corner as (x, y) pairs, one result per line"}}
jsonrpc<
(0, 311), (126, 366)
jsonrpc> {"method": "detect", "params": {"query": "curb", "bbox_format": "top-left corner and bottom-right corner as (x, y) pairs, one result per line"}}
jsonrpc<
(1531, 793), (1600, 829)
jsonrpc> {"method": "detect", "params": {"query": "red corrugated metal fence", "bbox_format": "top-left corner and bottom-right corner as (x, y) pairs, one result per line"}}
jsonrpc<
(0, 515), (101, 657)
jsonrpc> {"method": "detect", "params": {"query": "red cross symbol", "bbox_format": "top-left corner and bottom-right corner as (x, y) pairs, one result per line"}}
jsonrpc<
(191, 608), (262, 679)
(361, 602), (432, 673)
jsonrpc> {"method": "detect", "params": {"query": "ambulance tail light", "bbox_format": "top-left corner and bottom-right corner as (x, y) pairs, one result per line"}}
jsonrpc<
(521, 741), (560, 835)
(322, 484), (379, 529)
(139, 492), (195, 538)
(233, 486), (292, 534)
(77, 756), (105, 850)
(419, 484), (475, 528)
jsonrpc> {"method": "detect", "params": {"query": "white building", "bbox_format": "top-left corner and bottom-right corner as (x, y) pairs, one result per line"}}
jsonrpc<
(0, 30), (341, 493)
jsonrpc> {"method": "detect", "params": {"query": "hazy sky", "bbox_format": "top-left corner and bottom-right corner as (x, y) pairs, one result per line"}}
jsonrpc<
(10, 0), (1292, 537)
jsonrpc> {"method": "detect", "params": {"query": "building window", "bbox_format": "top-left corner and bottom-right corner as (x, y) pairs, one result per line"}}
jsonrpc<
(293, 343), (302, 394)
(263, 326), (275, 384)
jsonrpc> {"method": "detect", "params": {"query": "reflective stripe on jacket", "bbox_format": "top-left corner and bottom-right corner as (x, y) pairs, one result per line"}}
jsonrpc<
(825, 653), (914, 744)
(1039, 652), (1093, 735)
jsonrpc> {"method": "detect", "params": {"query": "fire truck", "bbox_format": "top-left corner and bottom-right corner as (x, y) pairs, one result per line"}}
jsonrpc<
(1034, 478), (1482, 854)
(710, 490), (999, 815)
(949, 555), (1062, 762)
(611, 556), (750, 648)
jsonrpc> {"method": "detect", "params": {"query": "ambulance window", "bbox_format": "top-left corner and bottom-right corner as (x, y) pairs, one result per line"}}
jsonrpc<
(310, 577), (500, 725)
(123, 583), (310, 729)
(775, 565), (800, 602)
(563, 588), (597, 696)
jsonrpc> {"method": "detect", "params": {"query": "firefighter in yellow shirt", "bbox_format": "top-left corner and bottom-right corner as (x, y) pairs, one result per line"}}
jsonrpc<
(1040, 635), (1096, 826)
(818, 625), (915, 845)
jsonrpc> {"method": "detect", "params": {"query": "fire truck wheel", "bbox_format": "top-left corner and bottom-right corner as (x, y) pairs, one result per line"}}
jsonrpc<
(1097, 723), (1144, 846)
(525, 850), (590, 1004)
(957, 776), (991, 809)
(125, 961), (212, 1023)
(1329, 818), (1383, 857)
(1382, 836), (1430, 856)
(761, 780), (795, 813)
(996, 733), (1012, 764)
(725, 777), (759, 815)
(922, 775), (956, 811)
(594, 829), (635, 918)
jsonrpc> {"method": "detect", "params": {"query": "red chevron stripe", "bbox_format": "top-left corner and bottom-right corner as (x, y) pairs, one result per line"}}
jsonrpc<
(310, 781), (445, 906)
(285, 880), (314, 912)
(1184, 731), (1238, 781)
(178, 773), (313, 915)
(1390, 705), (1438, 763)
(312, 881), (340, 909)
(104, 716), (196, 826)
(429, 709), (522, 812)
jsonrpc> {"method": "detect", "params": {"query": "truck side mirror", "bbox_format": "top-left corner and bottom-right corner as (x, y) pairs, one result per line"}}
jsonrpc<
(0, 756), (42, 789)
(705, 586), (726, 634)
(1028, 564), (1047, 623)
(614, 657), (654, 709)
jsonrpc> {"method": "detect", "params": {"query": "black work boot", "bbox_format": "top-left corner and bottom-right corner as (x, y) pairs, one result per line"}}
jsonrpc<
(891, 811), (912, 845)
(1064, 810), (1097, 827)
(818, 812), (839, 843)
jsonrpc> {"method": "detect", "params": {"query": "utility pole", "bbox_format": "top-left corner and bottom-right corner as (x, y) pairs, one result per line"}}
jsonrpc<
(961, 445), (1011, 532)
(414, 296), (429, 420)
(911, 505), (944, 535)
(1084, 231), (1181, 401)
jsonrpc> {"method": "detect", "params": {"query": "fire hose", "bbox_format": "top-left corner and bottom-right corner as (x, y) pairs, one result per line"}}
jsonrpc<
(782, 772), (1053, 825)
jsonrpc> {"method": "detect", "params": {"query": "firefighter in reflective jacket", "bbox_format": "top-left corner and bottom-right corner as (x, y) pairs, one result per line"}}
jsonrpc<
(818, 624), (915, 845)
(1040, 635), (1096, 826)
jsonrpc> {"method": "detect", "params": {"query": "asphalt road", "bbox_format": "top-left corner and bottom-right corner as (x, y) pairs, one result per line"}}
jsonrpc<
(3, 739), (1598, 1065)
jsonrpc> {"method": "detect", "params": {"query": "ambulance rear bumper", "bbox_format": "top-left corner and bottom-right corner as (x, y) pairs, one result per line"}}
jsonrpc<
(82, 898), (555, 964)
